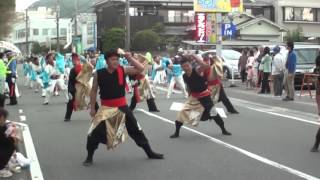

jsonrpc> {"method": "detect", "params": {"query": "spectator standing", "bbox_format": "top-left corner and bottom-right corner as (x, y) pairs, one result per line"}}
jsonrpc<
(272, 46), (285, 96)
(259, 47), (272, 94)
(238, 49), (248, 83)
(246, 50), (255, 89)
(283, 41), (297, 101)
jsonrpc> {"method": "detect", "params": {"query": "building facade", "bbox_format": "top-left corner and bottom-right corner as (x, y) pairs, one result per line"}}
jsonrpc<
(8, 7), (72, 55)
(94, 0), (194, 50)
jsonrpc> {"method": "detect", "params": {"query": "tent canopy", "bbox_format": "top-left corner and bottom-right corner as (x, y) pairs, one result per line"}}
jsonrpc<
(0, 41), (21, 54)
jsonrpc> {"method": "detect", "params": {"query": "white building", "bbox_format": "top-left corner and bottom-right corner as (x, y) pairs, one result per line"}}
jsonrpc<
(8, 7), (72, 55)
(69, 13), (97, 52)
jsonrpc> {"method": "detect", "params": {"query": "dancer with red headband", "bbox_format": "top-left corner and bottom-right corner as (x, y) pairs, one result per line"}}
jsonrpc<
(170, 54), (231, 138)
(83, 49), (163, 166)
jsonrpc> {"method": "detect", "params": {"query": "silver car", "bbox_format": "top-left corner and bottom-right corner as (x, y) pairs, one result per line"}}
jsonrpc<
(201, 49), (241, 79)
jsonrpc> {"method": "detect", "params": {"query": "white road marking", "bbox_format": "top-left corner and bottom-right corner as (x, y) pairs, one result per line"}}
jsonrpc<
(246, 107), (320, 126)
(19, 109), (23, 114)
(155, 86), (182, 94)
(155, 86), (319, 126)
(20, 115), (26, 121)
(137, 108), (320, 180)
(230, 98), (320, 126)
(16, 122), (44, 180)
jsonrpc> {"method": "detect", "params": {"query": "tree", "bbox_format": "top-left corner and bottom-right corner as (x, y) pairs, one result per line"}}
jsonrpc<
(151, 22), (165, 34)
(285, 27), (304, 42)
(102, 28), (125, 52)
(132, 30), (160, 51)
(31, 42), (42, 55)
(0, 0), (16, 39)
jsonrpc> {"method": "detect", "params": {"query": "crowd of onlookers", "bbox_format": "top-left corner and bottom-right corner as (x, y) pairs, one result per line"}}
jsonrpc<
(238, 41), (297, 101)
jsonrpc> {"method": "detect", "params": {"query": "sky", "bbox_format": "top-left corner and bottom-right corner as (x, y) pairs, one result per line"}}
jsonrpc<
(16, 0), (39, 11)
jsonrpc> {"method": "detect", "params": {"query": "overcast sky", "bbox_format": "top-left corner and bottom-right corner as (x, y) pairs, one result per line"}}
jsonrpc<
(16, 0), (39, 11)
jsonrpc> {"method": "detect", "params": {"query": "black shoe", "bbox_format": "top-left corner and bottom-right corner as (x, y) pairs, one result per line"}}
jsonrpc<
(283, 97), (294, 101)
(83, 159), (93, 166)
(64, 119), (71, 122)
(147, 152), (164, 159)
(310, 147), (318, 152)
(142, 144), (164, 159)
(6, 102), (17, 106)
(229, 110), (239, 114)
(149, 109), (160, 112)
(222, 130), (232, 136)
(170, 133), (179, 138)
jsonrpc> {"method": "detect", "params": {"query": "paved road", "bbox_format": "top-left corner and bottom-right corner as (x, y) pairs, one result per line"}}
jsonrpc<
(7, 81), (320, 180)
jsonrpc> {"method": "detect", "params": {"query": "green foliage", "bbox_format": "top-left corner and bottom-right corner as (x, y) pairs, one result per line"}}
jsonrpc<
(166, 36), (181, 49)
(102, 28), (125, 52)
(31, 42), (42, 55)
(132, 30), (160, 51)
(285, 27), (304, 42)
(151, 22), (165, 34)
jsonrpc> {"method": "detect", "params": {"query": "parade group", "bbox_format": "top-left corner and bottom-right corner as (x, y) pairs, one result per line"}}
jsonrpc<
(0, 42), (319, 178)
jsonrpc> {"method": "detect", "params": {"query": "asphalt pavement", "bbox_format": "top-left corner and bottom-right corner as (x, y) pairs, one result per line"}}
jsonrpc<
(6, 79), (320, 180)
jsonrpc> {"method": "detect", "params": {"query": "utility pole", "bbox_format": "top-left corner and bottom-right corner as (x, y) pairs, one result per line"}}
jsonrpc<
(25, 9), (29, 56)
(125, 0), (130, 50)
(56, 0), (60, 52)
(74, 0), (79, 37)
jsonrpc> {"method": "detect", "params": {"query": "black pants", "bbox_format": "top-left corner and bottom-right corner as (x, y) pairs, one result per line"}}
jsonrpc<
(86, 106), (149, 152)
(261, 72), (270, 93)
(0, 94), (5, 108)
(257, 70), (263, 87)
(0, 147), (14, 170)
(6, 75), (17, 105)
(64, 92), (99, 120)
(313, 127), (320, 149)
(0, 131), (15, 170)
(218, 86), (237, 113)
(198, 96), (214, 121)
(240, 69), (247, 83)
(198, 96), (225, 128)
(129, 95), (158, 112)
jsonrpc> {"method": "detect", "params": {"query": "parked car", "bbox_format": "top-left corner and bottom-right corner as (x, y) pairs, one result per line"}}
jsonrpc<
(201, 49), (241, 79)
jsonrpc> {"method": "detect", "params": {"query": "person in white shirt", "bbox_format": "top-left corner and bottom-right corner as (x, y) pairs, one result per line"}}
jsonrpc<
(29, 57), (43, 93)
(152, 56), (166, 91)
(272, 46), (285, 96)
(246, 50), (255, 89)
(43, 53), (68, 105)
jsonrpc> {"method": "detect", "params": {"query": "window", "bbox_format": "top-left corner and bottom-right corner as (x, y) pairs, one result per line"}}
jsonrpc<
(129, 7), (138, 16)
(60, 28), (67, 36)
(168, 10), (175, 22)
(43, 29), (49, 36)
(302, 8), (314, 21)
(51, 28), (57, 35)
(174, 11), (181, 22)
(87, 22), (94, 35)
(87, 37), (94, 45)
(33, 29), (39, 36)
(295, 49), (319, 64)
(167, 10), (186, 23)
(17, 29), (26, 39)
(284, 7), (294, 21)
(284, 7), (320, 22)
